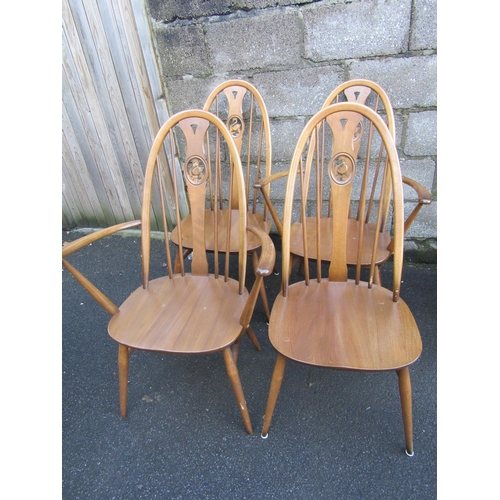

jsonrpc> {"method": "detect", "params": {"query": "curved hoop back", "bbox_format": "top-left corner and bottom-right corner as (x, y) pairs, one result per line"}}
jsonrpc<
(141, 109), (247, 294)
(281, 103), (404, 301)
(204, 80), (272, 217)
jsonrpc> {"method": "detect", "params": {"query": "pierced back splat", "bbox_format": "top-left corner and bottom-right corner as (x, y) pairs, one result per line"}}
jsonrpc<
(178, 117), (211, 276)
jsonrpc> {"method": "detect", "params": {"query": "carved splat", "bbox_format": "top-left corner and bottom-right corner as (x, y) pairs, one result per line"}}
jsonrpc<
(324, 111), (364, 281)
(344, 85), (371, 105)
(223, 86), (247, 151)
(178, 117), (210, 166)
(326, 110), (364, 166)
(177, 117), (211, 275)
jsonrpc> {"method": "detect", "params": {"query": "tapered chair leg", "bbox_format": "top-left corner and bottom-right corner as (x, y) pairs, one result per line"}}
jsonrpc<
(118, 344), (129, 418)
(261, 353), (287, 438)
(246, 325), (262, 351)
(397, 367), (414, 456)
(223, 347), (253, 434)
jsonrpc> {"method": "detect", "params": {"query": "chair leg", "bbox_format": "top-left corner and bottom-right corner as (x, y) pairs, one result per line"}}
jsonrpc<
(223, 347), (253, 434)
(118, 344), (129, 419)
(259, 281), (270, 323)
(397, 367), (414, 456)
(231, 336), (242, 363)
(246, 325), (262, 351)
(373, 265), (382, 286)
(261, 353), (286, 438)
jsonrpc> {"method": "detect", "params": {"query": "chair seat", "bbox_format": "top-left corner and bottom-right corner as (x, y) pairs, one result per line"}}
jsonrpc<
(171, 209), (271, 253)
(269, 279), (421, 371)
(290, 217), (391, 266)
(108, 275), (249, 354)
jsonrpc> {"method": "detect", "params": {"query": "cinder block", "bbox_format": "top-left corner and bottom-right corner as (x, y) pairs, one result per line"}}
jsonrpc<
(148, 0), (232, 22)
(147, 0), (307, 22)
(253, 67), (344, 118)
(410, 0), (437, 50)
(269, 118), (307, 163)
(164, 78), (220, 114)
(303, 0), (412, 61)
(404, 111), (437, 156)
(348, 56), (437, 109)
(205, 9), (302, 73)
(154, 23), (210, 78)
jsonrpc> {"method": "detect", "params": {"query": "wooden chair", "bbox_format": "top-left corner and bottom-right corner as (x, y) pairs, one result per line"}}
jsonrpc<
(256, 79), (432, 284)
(260, 102), (422, 455)
(62, 109), (276, 434)
(171, 80), (273, 320)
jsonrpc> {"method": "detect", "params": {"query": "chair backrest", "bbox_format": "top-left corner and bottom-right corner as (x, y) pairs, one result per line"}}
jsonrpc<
(281, 103), (404, 300)
(320, 79), (397, 239)
(322, 79), (395, 137)
(203, 80), (272, 218)
(141, 109), (247, 293)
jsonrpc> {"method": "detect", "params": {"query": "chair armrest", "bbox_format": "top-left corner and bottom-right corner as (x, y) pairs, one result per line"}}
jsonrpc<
(62, 220), (142, 258)
(62, 220), (142, 316)
(402, 176), (432, 205)
(254, 171), (290, 237)
(247, 225), (276, 276)
(239, 225), (276, 328)
(400, 177), (432, 236)
(386, 177), (433, 254)
(254, 170), (289, 190)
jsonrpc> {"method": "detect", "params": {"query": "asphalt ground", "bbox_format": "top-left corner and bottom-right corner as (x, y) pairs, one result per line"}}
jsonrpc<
(62, 229), (437, 499)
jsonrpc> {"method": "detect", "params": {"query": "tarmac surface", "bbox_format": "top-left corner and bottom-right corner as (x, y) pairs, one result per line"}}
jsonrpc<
(62, 229), (437, 499)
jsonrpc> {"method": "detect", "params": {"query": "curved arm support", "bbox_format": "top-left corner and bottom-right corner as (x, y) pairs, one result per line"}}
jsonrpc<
(402, 176), (432, 206)
(401, 177), (432, 235)
(62, 220), (142, 316)
(387, 177), (432, 253)
(246, 225), (276, 277)
(254, 171), (289, 190)
(239, 226), (276, 328)
(62, 220), (142, 258)
(254, 171), (290, 237)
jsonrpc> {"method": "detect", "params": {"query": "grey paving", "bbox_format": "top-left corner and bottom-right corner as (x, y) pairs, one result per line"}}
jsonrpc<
(62, 230), (437, 499)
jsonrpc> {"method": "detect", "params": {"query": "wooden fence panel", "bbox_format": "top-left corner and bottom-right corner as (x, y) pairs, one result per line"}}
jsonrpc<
(62, 0), (186, 230)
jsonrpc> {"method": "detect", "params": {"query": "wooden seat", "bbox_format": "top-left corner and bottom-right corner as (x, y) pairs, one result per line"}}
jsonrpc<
(260, 103), (422, 455)
(62, 109), (276, 435)
(256, 79), (432, 284)
(171, 80), (273, 319)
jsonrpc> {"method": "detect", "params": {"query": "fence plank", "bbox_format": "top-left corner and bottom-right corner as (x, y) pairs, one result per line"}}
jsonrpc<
(62, 99), (108, 226)
(62, 0), (176, 229)
(64, 0), (134, 222)
(81, 0), (145, 218)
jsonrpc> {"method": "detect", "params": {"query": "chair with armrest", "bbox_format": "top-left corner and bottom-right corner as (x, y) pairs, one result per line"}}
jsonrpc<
(256, 79), (432, 284)
(62, 109), (276, 434)
(170, 80), (274, 320)
(260, 102), (422, 455)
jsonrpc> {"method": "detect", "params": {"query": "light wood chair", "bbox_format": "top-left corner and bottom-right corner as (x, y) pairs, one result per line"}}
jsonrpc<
(62, 109), (276, 434)
(256, 79), (432, 285)
(260, 102), (422, 455)
(171, 80), (273, 320)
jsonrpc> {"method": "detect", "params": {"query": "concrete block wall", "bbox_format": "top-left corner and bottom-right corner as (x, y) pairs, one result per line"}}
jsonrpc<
(146, 0), (437, 261)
